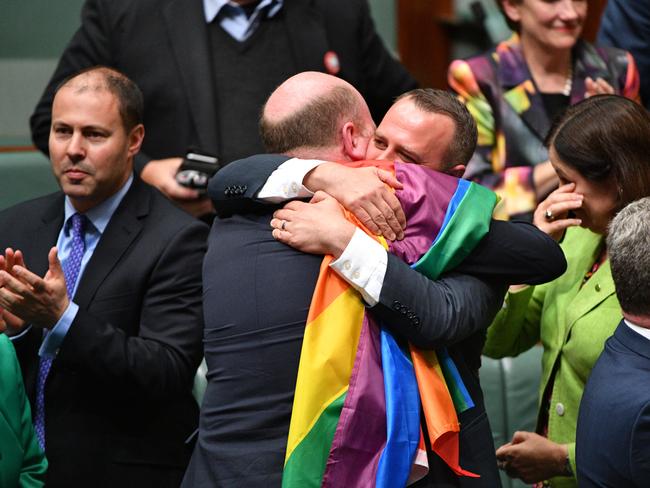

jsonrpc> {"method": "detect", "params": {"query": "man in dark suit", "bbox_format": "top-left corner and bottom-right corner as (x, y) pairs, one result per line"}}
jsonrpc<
(0, 67), (207, 487)
(598, 0), (650, 108)
(576, 197), (650, 487)
(185, 72), (565, 487)
(30, 0), (417, 217)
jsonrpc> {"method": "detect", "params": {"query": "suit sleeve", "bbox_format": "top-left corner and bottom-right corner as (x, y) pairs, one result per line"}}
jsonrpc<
(454, 220), (567, 285)
(1, 338), (48, 487)
(30, 0), (112, 155)
(448, 58), (537, 220)
(483, 283), (545, 358)
(630, 401), (650, 483)
(208, 154), (291, 215)
(55, 219), (207, 398)
(371, 254), (507, 349)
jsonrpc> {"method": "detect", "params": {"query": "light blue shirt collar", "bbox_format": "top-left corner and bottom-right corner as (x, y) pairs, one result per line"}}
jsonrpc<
(63, 173), (134, 234)
(203, 0), (283, 23)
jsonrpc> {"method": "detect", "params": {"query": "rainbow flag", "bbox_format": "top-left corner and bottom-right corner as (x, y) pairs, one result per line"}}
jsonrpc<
(282, 161), (496, 487)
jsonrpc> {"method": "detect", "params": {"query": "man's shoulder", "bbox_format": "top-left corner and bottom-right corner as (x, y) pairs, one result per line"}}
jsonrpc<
(0, 192), (62, 227)
(131, 180), (209, 234)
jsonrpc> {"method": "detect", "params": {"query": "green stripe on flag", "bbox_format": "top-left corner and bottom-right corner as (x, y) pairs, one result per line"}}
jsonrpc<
(282, 391), (347, 488)
(414, 182), (496, 279)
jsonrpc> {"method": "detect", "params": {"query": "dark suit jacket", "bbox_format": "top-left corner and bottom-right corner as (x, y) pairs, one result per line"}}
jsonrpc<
(0, 177), (208, 488)
(598, 0), (650, 108)
(30, 0), (417, 170)
(576, 321), (650, 487)
(182, 156), (566, 487)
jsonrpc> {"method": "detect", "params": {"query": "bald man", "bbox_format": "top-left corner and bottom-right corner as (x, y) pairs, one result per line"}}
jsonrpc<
(184, 73), (564, 487)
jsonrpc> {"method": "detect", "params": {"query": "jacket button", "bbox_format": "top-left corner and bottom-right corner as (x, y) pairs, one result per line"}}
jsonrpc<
(393, 300), (402, 311)
(413, 318), (420, 327)
(595, 284), (601, 292)
(555, 402), (565, 416)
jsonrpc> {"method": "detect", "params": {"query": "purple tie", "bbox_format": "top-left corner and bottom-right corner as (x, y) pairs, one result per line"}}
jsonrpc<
(34, 213), (87, 450)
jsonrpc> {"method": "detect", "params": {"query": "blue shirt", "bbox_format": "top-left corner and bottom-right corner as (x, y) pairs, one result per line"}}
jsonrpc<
(203, 0), (283, 42)
(39, 174), (134, 358)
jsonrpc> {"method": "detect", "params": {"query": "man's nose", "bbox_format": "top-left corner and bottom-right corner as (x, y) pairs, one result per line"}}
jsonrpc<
(66, 132), (86, 161)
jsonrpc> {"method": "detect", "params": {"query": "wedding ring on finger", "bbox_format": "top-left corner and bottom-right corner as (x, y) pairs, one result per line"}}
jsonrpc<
(544, 209), (555, 222)
(281, 220), (287, 231)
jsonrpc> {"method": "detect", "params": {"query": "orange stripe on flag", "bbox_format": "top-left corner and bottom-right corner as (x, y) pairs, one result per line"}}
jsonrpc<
(411, 346), (479, 477)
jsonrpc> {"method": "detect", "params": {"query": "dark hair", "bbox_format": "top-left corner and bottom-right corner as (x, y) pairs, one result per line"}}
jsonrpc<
(260, 86), (365, 153)
(545, 95), (650, 209)
(396, 88), (477, 168)
(56, 66), (144, 132)
(607, 197), (650, 316)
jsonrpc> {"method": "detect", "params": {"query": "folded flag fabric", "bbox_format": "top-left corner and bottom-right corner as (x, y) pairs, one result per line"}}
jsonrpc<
(282, 161), (496, 487)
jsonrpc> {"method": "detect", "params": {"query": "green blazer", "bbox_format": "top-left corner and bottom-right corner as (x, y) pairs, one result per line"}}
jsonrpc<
(484, 226), (622, 488)
(0, 334), (47, 487)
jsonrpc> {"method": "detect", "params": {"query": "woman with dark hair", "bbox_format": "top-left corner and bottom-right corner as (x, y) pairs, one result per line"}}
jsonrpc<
(482, 95), (650, 488)
(448, 0), (639, 221)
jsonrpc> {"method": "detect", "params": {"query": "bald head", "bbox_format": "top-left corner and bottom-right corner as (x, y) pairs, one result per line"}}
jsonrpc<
(56, 66), (144, 133)
(260, 72), (374, 158)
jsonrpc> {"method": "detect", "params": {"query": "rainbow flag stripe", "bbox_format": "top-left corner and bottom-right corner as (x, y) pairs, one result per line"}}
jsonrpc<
(283, 161), (496, 487)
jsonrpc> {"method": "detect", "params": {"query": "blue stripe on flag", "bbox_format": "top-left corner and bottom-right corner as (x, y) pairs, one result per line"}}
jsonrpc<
(376, 329), (420, 488)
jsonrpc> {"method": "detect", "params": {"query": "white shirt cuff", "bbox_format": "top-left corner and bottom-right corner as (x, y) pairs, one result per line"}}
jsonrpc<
(330, 229), (388, 306)
(256, 158), (324, 202)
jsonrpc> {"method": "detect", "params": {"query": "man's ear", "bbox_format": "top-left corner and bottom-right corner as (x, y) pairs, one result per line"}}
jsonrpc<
(127, 124), (145, 158)
(447, 164), (466, 178)
(341, 121), (369, 161)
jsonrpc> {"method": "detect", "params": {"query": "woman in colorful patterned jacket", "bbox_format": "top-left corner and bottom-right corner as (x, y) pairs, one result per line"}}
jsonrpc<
(448, 0), (639, 221)
(484, 96), (650, 488)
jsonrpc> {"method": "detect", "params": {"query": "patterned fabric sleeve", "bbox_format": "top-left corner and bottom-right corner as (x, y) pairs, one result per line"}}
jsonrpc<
(448, 58), (536, 220)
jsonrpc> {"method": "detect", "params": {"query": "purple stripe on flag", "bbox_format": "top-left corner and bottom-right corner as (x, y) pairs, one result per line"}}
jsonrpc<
(322, 316), (386, 488)
(390, 163), (460, 264)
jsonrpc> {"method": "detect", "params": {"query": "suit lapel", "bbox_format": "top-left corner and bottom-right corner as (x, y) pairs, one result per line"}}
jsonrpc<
(566, 259), (615, 331)
(283, 0), (330, 73)
(72, 180), (148, 309)
(497, 36), (551, 141)
(162, 0), (219, 155)
(28, 195), (66, 277)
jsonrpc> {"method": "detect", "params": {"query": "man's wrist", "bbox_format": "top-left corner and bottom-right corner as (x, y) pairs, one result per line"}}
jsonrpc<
(303, 162), (338, 193)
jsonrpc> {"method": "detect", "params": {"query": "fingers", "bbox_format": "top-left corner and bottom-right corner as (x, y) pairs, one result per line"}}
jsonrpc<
(376, 169), (403, 190)
(310, 190), (332, 204)
(585, 77), (615, 97)
(511, 431), (529, 444)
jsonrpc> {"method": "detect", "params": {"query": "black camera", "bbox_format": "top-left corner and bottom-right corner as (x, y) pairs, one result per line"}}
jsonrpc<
(175, 150), (220, 191)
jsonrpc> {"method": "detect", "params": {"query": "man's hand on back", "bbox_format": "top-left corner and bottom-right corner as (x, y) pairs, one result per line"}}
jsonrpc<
(303, 163), (406, 240)
(271, 191), (356, 257)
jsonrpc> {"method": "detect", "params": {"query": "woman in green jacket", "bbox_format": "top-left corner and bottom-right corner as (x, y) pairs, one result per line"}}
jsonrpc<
(0, 333), (47, 487)
(484, 95), (650, 488)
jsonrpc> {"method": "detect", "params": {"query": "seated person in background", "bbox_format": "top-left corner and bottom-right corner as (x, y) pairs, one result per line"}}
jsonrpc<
(0, 67), (207, 487)
(188, 72), (565, 487)
(484, 95), (650, 488)
(576, 197), (650, 487)
(448, 0), (639, 221)
(0, 332), (47, 488)
(29, 0), (417, 218)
